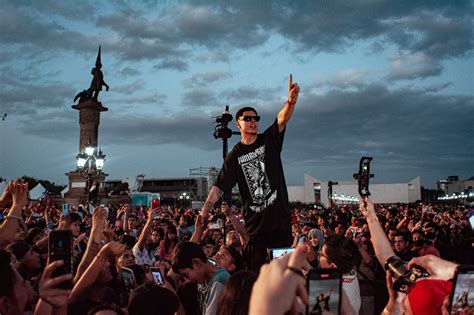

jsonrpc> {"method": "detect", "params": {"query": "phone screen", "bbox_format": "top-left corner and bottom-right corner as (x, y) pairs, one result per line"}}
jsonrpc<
(48, 230), (73, 289)
(269, 247), (295, 260)
(150, 268), (164, 286)
(450, 267), (474, 315)
(152, 198), (160, 209)
(121, 267), (137, 292)
(307, 269), (342, 315)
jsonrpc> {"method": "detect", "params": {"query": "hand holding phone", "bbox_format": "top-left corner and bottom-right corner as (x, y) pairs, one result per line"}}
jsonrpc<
(152, 198), (161, 209)
(269, 247), (295, 260)
(449, 266), (473, 314)
(121, 266), (138, 292)
(48, 230), (73, 289)
(307, 269), (342, 315)
(150, 267), (165, 286)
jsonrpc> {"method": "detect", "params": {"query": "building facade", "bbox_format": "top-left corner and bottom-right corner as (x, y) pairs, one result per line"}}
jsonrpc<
(287, 173), (422, 207)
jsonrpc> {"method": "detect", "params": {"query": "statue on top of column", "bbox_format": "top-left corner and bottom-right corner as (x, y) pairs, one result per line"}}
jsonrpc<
(74, 46), (110, 103)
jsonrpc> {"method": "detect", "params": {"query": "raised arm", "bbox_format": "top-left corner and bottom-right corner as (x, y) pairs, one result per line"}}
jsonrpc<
(136, 207), (157, 251)
(0, 181), (28, 249)
(70, 241), (125, 302)
(74, 207), (107, 283)
(200, 186), (224, 223)
(221, 202), (248, 245)
(359, 198), (395, 266)
(123, 205), (130, 234)
(277, 74), (300, 133)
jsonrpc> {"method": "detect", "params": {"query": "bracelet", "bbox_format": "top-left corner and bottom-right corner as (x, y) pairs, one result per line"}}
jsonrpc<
(5, 214), (23, 223)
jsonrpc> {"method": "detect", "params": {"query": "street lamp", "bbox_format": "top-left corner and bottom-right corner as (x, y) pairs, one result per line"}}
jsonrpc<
(76, 145), (106, 208)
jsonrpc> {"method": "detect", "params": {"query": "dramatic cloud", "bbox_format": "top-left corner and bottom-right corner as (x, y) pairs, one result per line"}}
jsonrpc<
(183, 71), (232, 88)
(1, 1), (472, 186)
(182, 89), (217, 107)
(118, 67), (141, 77)
(153, 59), (189, 72)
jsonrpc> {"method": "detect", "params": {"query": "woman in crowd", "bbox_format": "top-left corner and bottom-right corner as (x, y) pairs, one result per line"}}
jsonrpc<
(158, 225), (178, 262)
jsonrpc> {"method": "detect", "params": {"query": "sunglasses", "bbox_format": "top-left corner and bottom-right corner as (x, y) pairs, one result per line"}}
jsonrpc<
(239, 115), (260, 122)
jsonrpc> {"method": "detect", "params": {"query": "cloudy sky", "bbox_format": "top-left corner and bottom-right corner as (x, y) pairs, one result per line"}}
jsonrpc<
(1, 0), (473, 189)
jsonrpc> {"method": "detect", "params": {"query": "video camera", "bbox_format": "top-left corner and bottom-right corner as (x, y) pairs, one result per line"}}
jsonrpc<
(213, 105), (233, 139)
(385, 256), (428, 292)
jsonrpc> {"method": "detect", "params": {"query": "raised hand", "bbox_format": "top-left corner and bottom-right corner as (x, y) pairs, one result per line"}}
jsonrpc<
(57, 214), (70, 230)
(38, 260), (72, 308)
(103, 221), (115, 242)
(99, 241), (126, 258)
(288, 74), (300, 105)
(0, 181), (13, 206)
(249, 244), (311, 315)
(10, 180), (29, 209)
(91, 207), (108, 242)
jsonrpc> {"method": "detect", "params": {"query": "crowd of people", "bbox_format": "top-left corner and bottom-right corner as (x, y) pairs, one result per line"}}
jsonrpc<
(1, 77), (473, 314)
(0, 179), (472, 315)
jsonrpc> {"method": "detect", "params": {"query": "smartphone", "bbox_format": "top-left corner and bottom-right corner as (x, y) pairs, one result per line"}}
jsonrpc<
(449, 266), (474, 315)
(208, 223), (220, 230)
(269, 247), (295, 260)
(152, 198), (161, 209)
(48, 230), (73, 289)
(307, 269), (342, 315)
(469, 215), (474, 231)
(62, 204), (69, 216)
(150, 267), (165, 286)
(207, 257), (217, 266)
(121, 266), (138, 292)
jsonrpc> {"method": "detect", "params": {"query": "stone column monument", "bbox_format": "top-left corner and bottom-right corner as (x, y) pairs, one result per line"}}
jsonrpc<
(64, 47), (109, 206)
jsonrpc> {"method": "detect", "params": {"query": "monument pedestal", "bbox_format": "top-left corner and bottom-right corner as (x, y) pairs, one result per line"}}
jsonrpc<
(64, 170), (108, 206)
(64, 99), (109, 206)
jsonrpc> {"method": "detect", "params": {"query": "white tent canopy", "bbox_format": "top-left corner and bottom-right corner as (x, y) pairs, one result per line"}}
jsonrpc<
(61, 185), (69, 198)
(29, 183), (47, 200)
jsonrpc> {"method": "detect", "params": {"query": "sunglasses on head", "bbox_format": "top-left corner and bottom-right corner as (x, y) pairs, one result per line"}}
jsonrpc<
(239, 115), (260, 122)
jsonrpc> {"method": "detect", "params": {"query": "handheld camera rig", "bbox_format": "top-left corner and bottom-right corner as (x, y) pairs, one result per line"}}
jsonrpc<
(353, 156), (374, 197)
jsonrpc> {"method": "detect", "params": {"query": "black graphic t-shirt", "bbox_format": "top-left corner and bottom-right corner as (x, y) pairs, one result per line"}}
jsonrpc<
(215, 119), (291, 235)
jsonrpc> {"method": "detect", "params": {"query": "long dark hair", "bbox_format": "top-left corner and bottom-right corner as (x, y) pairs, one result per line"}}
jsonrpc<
(216, 270), (257, 315)
(163, 225), (177, 253)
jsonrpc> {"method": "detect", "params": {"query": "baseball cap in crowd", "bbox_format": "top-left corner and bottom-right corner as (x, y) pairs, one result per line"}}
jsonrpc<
(7, 241), (36, 261)
(407, 279), (452, 315)
(128, 283), (179, 315)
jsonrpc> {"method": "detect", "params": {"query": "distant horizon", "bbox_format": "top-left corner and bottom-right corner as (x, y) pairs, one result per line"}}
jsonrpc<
(2, 170), (472, 190)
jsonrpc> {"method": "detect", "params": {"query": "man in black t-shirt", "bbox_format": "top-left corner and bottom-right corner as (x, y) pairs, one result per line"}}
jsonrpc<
(201, 74), (300, 272)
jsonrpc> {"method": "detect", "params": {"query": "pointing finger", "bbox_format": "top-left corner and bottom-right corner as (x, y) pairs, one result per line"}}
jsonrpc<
(289, 74), (293, 91)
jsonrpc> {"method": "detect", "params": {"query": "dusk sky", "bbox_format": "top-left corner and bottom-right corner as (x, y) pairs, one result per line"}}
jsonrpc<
(1, 1), (473, 189)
